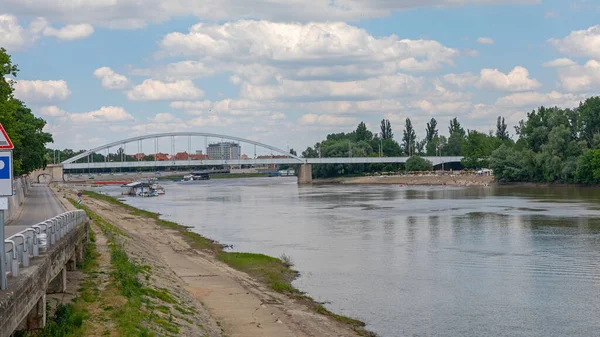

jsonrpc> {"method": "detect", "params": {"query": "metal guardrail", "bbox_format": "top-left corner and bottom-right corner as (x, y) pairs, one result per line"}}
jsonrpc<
(3, 210), (86, 285)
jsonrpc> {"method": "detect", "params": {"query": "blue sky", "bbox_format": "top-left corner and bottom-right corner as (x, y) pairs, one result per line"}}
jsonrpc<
(2, 0), (600, 155)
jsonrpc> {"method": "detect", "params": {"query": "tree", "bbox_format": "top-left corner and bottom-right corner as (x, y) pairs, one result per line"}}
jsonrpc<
(289, 148), (297, 156)
(402, 118), (416, 156)
(489, 145), (526, 183)
(0, 48), (53, 175)
(577, 97), (600, 147)
(354, 122), (373, 142)
(380, 119), (393, 140)
(496, 116), (510, 140)
(446, 117), (465, 156)
(405, 156), (433, 171)
(576, 149), (600, 184)
(461, 130), (498, 168)
(425, 118), (438, 155)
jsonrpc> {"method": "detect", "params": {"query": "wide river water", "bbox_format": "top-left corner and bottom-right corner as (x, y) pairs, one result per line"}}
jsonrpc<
(103, 178), (600, 337)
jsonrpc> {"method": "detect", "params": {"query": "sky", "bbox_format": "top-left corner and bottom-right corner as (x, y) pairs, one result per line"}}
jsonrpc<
(1, 0), (600, 155)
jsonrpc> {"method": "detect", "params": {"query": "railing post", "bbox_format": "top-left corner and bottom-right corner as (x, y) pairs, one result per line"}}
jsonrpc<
(50, 219), (56, 245)
(6, 240), (18, 277)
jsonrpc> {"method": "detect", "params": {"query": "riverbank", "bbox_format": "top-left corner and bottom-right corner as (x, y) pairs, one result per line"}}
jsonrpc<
(314, 174), (494, 186)
(60, 188), (372, 337)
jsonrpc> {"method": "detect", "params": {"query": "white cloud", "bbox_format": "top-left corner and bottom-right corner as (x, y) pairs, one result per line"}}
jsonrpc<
(443, 67), (541, 92)
(148, 113), (183, 123)
(11, 78), (71, 104)
(43, 24), (94, 40)
(0, 15), (94, 50)
(1, 1), (538, 28)
(39, 106), (67, 117)
(0, 15), (45, 51)
(299, 114), (358, 126)
(68, 106), (134, 123)
(477, 66), (541, 92)
(94, 67), (131, 89)
(129, 61), (216, 81)
(542, 58), (577, 68)
(544, 11), (558, 19)
(443, 72), (479, 88)
(495, 91), (587, 108)
(463, 48), (480, 57)
(549, 24), (600, 60)
(159, 21), (459, 74)
(240, 74), (425, 102)
(555, 60), (600, 92)
(127, 79), (204, 101)
(476, 37), (494, 45)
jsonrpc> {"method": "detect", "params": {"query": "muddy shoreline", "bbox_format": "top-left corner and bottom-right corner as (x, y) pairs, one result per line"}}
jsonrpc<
(313, 174), (495, 186)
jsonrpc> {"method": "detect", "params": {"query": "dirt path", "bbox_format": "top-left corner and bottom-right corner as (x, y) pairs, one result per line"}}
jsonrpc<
(75, 192), (361, 337)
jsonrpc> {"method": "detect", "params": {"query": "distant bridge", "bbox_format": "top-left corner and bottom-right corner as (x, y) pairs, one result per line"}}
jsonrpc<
(53, 132), (463, 184)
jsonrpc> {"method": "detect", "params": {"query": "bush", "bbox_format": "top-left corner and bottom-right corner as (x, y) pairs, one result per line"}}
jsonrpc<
(405, 156), (433, 171)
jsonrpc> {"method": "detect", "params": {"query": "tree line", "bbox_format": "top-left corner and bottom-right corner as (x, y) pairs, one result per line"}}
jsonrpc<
(301, 113), (514, 177)
(0, 48), (53, 176)
(490, 96), (600, 184)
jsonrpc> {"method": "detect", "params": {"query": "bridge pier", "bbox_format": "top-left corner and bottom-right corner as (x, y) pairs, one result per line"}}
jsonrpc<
(297, 164), (312, 184)
(25, 294), (46, 330)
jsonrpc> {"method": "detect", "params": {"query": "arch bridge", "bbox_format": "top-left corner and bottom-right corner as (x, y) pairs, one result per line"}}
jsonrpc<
(52, 132), (462, 184)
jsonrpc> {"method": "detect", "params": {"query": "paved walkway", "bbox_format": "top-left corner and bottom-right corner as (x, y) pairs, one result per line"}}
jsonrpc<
(4, 185), (65, 238)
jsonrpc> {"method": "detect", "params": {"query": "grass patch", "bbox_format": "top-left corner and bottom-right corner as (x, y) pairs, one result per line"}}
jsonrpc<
(70, 195), (184, 337)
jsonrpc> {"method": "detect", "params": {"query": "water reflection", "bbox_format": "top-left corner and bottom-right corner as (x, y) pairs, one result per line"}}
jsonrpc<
(111, 179), (600, 337)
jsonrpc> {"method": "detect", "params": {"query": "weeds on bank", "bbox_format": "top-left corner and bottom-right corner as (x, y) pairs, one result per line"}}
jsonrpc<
(81, 191), (377, 336)
(68, 197), (188, 337)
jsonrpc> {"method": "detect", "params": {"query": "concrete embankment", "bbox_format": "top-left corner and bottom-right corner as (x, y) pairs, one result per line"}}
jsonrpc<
(315, 174), (494, 186)
(62, 189), (369, 337)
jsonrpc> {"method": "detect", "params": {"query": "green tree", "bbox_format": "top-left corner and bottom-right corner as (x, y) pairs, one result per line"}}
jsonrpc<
(577, 96), (600, 147)
(425, 118), (438, 155)
(380, 119), (393, 140)
(0, 48), (53, 175)
(405, 156), (433, 171)
(446, 117), (465, 156)
(489, 145), (526, 183)
(354, 122), (373, 142)
(461, 130), (497, 168)
(496, 116), (510, 140)
(289, 148), (297, 156)
(576, 149), (600, 184)
(402, 118), (416, 156)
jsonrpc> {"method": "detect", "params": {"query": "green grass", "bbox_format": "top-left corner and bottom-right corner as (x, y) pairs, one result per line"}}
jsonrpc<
(69, 196), (184, 336)
(81, 191), (376, 336)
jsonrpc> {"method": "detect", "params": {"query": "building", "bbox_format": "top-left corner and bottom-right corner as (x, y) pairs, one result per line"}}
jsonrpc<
(173, 152), (189, 160)
(152, 153), (170, 161)
(207, 142), (241, 160)
(134, 153), (145, 160)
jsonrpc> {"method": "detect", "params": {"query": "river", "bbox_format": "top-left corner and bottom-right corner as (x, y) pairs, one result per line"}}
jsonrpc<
(102, 178), (600, 337)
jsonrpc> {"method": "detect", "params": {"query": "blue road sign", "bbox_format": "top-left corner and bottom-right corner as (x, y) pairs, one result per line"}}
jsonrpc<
(0, 156), (9, 179)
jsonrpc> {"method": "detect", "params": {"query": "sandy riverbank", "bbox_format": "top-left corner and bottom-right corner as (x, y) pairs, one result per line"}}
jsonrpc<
(59, 187), (366, 337)
(314, 174), (494, 186)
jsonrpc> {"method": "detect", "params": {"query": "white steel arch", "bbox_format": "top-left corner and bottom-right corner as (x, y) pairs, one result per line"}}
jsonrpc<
(61, 132), (303, 164)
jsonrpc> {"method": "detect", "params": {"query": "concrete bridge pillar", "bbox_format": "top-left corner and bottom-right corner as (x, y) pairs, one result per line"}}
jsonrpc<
(297, 164), (312, 184)
(25, 295), (46, 330)
(47, 267), (67, 294)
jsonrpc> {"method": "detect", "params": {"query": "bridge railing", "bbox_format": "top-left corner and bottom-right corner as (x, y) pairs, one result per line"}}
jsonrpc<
(3, 210), (86, 288)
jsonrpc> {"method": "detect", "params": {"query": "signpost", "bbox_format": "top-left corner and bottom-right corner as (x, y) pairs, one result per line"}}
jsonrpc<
(0, 123), (14, 290)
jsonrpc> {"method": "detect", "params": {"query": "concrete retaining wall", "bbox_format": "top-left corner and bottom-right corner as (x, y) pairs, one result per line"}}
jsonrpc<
(4, 176), (31, 222)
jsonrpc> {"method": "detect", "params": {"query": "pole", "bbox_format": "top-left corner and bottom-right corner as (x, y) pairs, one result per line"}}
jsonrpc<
(0, 209), (6, 290)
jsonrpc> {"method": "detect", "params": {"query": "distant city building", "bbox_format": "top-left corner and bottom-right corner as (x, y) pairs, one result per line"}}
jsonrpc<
(134, 153), (145, 160)
(241, 154), (249, 160)
(173, 152), (189, 160)
(207, 142), (241, 160)
(190, 153), (209, 160)
(152, 153), (169, 161)
(195, 150), (204, 155)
